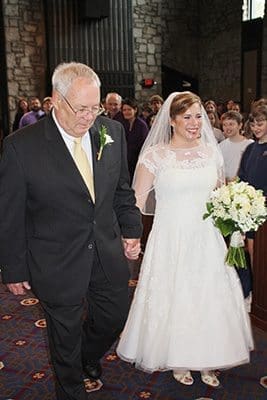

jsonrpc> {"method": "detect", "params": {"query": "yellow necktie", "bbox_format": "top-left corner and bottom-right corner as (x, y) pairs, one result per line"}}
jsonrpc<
(73, 138), (95, 202)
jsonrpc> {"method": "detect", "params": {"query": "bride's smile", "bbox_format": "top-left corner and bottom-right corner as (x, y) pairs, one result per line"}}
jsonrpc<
(170, 102), (202, 146)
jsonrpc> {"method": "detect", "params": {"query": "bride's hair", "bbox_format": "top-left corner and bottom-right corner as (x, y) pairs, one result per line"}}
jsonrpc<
(170, 92), (201, 119)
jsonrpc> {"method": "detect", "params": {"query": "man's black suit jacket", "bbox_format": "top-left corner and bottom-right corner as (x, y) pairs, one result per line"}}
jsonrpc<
(0, 114), (142, 304)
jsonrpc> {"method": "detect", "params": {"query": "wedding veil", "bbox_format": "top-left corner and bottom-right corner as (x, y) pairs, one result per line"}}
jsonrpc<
(132, 91), (225, 215)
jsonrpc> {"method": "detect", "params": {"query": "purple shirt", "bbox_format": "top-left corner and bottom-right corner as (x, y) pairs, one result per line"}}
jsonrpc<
(19, 110), (45, 128)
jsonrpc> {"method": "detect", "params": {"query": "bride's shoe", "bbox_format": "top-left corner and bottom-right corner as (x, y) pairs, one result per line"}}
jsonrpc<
(201, 371), (220, 387)
(173, 370), (194, 385)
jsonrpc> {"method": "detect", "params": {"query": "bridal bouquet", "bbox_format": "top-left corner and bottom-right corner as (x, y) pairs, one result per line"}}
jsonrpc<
(203, 180), (267, 268)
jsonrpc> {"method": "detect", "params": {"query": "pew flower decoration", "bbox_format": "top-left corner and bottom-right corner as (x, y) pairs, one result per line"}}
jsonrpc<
(203, 179), (267, 268)
(97, 125), (114, 161)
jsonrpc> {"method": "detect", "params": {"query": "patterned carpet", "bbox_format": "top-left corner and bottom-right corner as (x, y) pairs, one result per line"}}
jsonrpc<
(1, 263), (267, 400)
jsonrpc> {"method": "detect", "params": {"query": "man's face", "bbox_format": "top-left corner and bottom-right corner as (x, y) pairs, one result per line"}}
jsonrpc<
(53, 77), (100, 138)
(30, 98), (41, 112)
(106, 95), (121, 118)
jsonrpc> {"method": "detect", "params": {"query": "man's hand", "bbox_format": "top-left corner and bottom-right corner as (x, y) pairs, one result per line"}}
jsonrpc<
(6, 281), (31, 295)
(122, 238), (141, 260)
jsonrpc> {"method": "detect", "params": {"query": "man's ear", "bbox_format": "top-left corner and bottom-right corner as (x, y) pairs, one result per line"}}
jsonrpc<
(52, 92), (60, 110)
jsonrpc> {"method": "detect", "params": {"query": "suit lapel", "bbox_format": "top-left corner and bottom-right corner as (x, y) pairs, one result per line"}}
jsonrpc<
(90, 122), (102, 203)
(44, 115), (91, 196)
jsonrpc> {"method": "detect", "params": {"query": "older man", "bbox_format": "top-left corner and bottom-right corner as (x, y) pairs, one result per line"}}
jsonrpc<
(0, 62), (142, 400)
(105, 92), (125, 123)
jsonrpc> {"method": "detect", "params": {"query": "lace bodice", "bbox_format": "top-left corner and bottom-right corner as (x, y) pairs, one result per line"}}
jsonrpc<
(139, 143), (214, 173)
(133, 143), (220, 215)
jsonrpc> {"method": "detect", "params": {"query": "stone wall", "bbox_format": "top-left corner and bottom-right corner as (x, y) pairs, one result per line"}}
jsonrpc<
(132, 0), (162, 103)
(3, 0), (46, 127)
(133, 0), (242, 104)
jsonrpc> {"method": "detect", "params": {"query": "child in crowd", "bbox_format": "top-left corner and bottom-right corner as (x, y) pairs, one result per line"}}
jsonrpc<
(219, 111), (253, 182)
(238, 105), (267, 265)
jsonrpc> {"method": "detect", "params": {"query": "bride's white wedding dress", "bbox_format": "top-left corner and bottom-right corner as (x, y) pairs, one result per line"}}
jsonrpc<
(117, 143), (253, 372)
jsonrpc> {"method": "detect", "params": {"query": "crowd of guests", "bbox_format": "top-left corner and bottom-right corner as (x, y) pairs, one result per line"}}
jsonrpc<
(12, 96), (53, 131)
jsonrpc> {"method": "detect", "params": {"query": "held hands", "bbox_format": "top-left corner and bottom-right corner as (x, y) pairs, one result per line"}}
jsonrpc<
(122, 238), (141, 260)
(6, 281), (31, 295)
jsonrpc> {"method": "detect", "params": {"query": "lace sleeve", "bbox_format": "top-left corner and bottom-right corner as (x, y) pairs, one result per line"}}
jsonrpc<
(132, 148), (158, 215)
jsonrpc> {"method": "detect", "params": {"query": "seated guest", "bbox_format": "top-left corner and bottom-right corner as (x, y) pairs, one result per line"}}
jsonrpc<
(19, 97), (45, 128)
(121, 98), (149, 182)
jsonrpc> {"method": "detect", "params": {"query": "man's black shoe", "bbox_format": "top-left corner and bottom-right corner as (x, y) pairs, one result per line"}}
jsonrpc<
(83, 361), (102, 380)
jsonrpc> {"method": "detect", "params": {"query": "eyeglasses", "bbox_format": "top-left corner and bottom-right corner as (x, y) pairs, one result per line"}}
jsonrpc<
(58, 91), (104, 117)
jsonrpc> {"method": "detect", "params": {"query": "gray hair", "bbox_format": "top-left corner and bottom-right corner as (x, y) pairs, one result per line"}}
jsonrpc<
(105, 92), (122, 104)
(52, 62), (101, 95)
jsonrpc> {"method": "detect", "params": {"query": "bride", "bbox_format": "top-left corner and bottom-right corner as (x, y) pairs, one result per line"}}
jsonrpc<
(116, 91), (253, 387)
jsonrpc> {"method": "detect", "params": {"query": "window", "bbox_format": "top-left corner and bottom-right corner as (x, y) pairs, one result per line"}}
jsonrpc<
(243, 0), (265, 20)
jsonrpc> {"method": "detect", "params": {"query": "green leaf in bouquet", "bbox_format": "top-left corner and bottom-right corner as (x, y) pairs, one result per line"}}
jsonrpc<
(203, 212), (210, 220)
(203, 202), (213, 220)
(215, 218), (236, 237)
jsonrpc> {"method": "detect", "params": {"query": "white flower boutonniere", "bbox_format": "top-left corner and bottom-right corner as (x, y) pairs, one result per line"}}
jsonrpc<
(97, 125), (114, 161)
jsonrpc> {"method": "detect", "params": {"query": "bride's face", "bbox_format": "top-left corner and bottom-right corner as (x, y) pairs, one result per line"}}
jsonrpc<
(171, 102), (202, 144)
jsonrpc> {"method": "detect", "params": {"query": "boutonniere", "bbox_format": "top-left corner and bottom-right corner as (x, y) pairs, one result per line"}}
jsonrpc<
(97, 125), (114, 160)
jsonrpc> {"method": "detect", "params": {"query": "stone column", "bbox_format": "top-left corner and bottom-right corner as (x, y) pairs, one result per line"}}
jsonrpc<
(3, 0), (46, 130)
(132, 0), (162, 104)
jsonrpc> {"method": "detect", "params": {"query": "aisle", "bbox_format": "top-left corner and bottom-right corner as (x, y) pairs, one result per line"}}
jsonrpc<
(1, 262), (267, 400)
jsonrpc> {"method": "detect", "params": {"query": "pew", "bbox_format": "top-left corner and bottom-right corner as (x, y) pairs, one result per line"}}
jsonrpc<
(251, 221), (267, 331)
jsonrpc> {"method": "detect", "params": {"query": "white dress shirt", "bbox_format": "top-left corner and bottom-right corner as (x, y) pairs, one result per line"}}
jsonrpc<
(52, 109), (94, 171)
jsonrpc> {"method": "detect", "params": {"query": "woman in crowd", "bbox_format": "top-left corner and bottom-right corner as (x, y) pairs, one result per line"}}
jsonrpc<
(204, 99), (217, 113)
(206, 109), (225, 142)
(140, 103), (153, 128)
(121, 98), (149, 183)
(12, 97), (29, 131)
(117, 91), (253, 387)
(41, 96), (53, 115)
